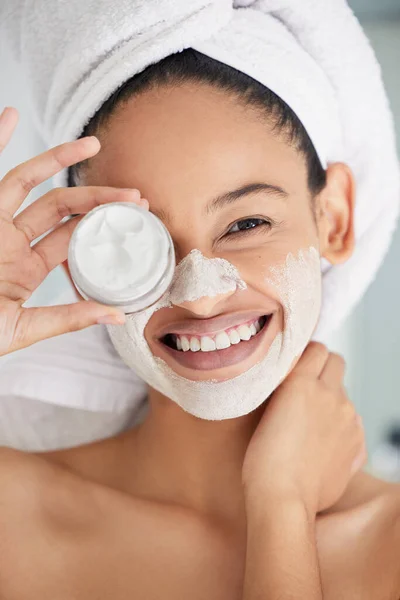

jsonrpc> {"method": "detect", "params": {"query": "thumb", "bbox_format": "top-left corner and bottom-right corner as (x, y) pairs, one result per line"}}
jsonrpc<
(288, 341), (330, 379)
(11, 301), (125, 353)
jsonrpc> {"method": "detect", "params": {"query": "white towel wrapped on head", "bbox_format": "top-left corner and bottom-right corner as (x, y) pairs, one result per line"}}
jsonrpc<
(0, 0), (399, 418)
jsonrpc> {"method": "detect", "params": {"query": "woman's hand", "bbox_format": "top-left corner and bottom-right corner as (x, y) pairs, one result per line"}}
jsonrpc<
(242, 341), (367, 515)
(0, 106), (146, 357)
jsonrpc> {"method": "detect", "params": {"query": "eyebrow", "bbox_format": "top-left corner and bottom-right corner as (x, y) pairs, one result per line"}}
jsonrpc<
(206, 182), (289, 214)
(150, 182), (288, 224)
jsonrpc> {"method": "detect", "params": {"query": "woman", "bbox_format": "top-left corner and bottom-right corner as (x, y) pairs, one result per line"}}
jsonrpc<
(0, 2), (400, 598)
(0, 47), (399, 598)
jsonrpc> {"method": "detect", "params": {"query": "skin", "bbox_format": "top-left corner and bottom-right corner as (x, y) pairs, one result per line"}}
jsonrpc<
(0, 84), (399, 598)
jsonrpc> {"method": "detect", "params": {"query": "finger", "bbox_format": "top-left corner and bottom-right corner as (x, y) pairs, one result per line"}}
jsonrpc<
(0, 136), (101, 216)
(10, 302), (126, 353)
(13, 186), (142, 242)
(0, 280), (31, 303)
(290, 341), (330, 378)
(0, 107), (19, 155)
(319, 352), (346, 387)
(31, 197), (151, 271)
(355, 414), (364, 428)
(350, 444), (368, 475)
(349, 415), (367, 473)
(31, 215), (84, 272)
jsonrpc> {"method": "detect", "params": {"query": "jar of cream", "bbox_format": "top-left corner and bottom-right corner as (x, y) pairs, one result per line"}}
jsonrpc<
(68, 202), (175, 313)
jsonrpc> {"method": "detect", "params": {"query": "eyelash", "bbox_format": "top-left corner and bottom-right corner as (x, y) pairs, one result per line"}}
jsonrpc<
(225, 217), (273, 237)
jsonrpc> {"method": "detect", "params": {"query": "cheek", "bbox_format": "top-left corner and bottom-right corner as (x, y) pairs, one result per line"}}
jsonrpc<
(225, 245), (286, 292)
(233, 244), (321, 330)
(224, 218), (319, 289)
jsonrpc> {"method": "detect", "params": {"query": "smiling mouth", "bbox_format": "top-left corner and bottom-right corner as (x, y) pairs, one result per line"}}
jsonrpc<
(157, 314), (273, 373)
(161, 315), (269, 353)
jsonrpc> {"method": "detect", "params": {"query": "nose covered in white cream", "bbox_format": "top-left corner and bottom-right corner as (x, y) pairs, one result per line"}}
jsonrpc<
(107, 247), (322, 420)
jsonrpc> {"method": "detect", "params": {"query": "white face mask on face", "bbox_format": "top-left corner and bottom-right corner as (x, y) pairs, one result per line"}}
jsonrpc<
(107, 247), (322, 420)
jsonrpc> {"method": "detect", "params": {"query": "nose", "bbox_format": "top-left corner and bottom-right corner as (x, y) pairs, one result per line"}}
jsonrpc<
(174, 289), (236, 317)
(168, 249), (246, 317)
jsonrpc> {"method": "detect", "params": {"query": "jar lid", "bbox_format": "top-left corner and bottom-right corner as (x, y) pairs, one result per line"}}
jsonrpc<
(68, 202), (175, 312)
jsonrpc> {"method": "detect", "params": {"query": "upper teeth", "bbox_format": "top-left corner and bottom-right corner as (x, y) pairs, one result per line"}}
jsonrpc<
(173, 317), (264, 353)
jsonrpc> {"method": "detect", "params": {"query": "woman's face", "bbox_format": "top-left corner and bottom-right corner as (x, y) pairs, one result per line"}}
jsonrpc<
(82, 81), (354, 393)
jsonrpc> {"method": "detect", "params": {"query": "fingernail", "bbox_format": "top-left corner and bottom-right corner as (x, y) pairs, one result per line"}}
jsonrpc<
(351, 454), (364, 474)
(80, 136), (100, 147)
(140, 198), (149, 209)
(0, 107), (12, 120)
(121, 188), (140, 195)
(97, 313), (126, 325)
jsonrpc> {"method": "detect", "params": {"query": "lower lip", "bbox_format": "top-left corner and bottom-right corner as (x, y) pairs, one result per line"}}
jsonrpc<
(157, 315), (273, 371)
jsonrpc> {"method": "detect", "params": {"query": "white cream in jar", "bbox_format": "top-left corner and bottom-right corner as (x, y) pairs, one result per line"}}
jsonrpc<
(68, 202), (175, 313)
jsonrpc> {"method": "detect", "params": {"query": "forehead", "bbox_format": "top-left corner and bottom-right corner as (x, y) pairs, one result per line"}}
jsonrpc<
(83, 82), (306, 206)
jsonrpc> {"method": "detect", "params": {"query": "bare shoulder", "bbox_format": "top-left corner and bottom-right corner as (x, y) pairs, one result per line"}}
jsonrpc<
(0, 445), (103, 531)
(333, 469), (400, 510)
(0, 445), (79, 493)
(0, 446), (110, 596)
(0, 448), (56, 566)
(318, 472), (400, 600)
(0, 446), (51, 505)
(0, 446), (240, 599)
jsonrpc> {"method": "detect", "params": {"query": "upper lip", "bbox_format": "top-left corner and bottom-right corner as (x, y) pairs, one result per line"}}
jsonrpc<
(156, 311), (271, 339)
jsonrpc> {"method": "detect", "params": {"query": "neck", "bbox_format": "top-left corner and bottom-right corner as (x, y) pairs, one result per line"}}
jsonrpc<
(126, 388), (265, 523)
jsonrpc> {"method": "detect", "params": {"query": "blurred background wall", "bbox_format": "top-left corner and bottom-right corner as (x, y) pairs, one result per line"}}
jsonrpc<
(0, 1), (399, 467)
